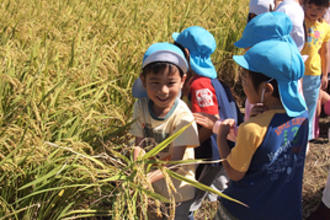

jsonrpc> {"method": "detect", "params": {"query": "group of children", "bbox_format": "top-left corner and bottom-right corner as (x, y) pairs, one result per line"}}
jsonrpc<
(129, 0), (330, 219)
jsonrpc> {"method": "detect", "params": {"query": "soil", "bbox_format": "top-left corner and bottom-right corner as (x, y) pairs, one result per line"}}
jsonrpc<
(302, 116), (330, 219)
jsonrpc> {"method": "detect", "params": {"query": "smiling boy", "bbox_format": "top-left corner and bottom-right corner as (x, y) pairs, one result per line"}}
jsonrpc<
(130, 42), (200, 219)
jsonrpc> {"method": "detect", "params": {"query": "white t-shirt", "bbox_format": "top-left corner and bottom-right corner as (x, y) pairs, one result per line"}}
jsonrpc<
(249, 0), (275, 15)
(130, 97), (200, 202)
(276, 0), (305, 51)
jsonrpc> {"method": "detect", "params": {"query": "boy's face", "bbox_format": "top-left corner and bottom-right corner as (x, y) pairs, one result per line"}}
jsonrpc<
(240, 69), (260, 104)
(304, 3), (328, 22)
(141, 65), (186, 115)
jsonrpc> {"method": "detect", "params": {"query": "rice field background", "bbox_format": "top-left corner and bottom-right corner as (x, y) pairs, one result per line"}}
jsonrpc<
(0, 0), (328, 219)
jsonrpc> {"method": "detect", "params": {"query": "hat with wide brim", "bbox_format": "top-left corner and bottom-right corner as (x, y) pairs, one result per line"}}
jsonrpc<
(233, 39), (306, 117)
(235, 12), (296, 49)
(132, 42), (188, 98)
(172, 26), (217, 79)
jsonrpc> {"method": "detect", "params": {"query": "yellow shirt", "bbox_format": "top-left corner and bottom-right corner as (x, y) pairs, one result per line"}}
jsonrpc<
(301, 19), (330, 76)
(227, 110), (286, 172)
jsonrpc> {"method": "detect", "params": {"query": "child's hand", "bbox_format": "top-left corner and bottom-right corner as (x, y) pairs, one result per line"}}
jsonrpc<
(219, 119), (236, 139)
(133, 146), (146, 161)
(321, 74), (328, 90)
(193, 112), (219, 130)
(250, 103), (268, 117)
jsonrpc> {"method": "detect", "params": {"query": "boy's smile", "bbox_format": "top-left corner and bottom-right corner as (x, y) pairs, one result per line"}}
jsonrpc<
(141, 65), (186, 117)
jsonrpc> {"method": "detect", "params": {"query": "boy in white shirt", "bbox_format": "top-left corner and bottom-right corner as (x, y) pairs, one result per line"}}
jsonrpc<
(130, 42), (200, 219)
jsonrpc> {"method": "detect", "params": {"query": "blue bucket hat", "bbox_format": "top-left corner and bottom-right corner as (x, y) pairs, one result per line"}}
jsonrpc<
(132, 42), (188, 98)
(172, 26), (217, 79)
(233, 39), (307, 117)
(235, 12), (297, 49)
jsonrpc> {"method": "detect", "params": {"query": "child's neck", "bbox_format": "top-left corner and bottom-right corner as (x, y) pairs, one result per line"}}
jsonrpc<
(306, 17), (321, 24)
(149, 100), (177, 119)
(152, 105), (171, 118)
(263, 97), (284, 111)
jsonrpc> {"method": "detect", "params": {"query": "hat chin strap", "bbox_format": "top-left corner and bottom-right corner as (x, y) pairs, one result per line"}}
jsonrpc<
(260, 87), (266, 103)
(259, 78), (274, 103)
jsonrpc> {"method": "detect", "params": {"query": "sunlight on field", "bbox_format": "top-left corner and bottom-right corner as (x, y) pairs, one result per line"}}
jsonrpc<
(0, 0), (248, 219)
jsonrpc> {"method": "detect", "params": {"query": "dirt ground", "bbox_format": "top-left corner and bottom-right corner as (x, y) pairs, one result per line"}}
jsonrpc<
(195, 115), (330, 220)
(302, 116), (330, 219)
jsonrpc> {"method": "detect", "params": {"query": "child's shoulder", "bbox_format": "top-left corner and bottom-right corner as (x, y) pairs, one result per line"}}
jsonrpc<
(170, 99), (196, 123)
(174, 99), (194, 116)
(190, 76), (212, 87)
(240, 109), (286, 130)
(133, 97), (149, 109)
(319, 19), (330, 28)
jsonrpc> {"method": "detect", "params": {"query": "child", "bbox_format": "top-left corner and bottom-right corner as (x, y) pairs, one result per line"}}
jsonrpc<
(301, 0), (330, 140)
(213, 40), (308, 219)
(276, 0), (305, 51)
(248, 0), (275, 22)
(130, 42), (200, 219)
(171, 26), (243, 215)
(234, 11), (304, 120)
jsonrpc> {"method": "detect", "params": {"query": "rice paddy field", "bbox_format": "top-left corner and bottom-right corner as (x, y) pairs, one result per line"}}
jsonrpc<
(0, 0), (329, 219)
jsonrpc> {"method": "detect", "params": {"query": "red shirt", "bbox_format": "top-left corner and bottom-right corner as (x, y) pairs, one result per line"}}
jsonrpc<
(189, 76), (219, 115)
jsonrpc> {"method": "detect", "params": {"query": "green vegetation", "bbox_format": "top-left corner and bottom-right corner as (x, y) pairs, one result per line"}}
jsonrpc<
(0, 0), (248, 219)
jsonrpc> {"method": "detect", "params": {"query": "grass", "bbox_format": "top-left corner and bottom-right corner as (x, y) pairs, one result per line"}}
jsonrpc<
(0, 0), (248, 219)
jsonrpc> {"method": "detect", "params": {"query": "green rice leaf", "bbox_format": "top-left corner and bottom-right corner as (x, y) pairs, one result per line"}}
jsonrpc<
(142, 121), (193, 160)
(166, 169), (248, 208)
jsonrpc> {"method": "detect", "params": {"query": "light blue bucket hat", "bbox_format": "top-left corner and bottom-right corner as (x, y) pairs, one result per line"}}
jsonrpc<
(172, 26), (217, 79)
(132, 42), (188, 98)
(233, 39), (307, 117)
(235, 12), (297, 49)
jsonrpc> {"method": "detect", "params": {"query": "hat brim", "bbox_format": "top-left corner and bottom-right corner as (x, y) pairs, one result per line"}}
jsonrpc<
(172, 32), (179, 42)
(143, 50), (188, 73)
(233, 55), (250, 70)
(132, 78), (148, 98)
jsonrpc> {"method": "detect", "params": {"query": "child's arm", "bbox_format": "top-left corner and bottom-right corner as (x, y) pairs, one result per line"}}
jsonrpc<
(320, 41), (329, 89)
(193, 112), (219, 143)
(217, 119), (246, 181)
(194, 112), (237, 142)
(147, 145), (186, 183)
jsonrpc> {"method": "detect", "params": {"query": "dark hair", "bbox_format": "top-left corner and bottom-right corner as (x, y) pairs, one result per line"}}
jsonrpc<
(247, 13), (257, 23)
(248, 70), (280, 99)
(173, 42), (190, 63)
(305, 0), (329, 7)
(142, 62), (185, 78)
